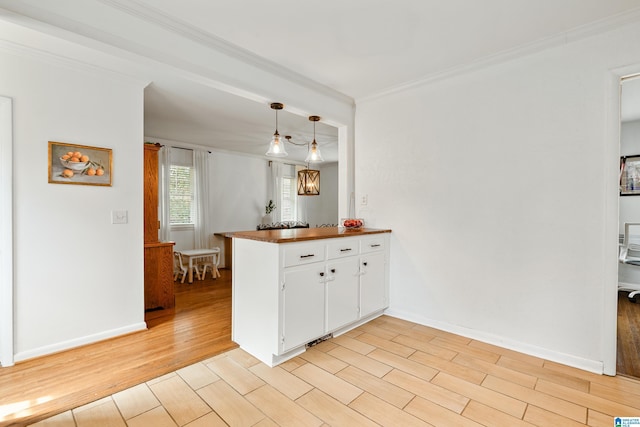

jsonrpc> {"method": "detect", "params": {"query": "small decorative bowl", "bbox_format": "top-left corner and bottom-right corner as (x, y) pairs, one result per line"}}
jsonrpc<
(60, 157), (89, 171)
(340, 218), (364, 230)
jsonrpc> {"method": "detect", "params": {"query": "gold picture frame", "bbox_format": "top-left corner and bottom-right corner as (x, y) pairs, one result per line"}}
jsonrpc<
(48, 141), (112, 186)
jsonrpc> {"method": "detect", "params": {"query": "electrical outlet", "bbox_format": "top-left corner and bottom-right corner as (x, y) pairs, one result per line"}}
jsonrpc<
(361, 194), (368, 206)
(112, 210), (128, 224)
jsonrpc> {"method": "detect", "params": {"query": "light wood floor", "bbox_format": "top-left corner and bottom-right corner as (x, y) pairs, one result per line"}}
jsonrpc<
(0, 271), (237, 426)
(3, 271), (640, 426)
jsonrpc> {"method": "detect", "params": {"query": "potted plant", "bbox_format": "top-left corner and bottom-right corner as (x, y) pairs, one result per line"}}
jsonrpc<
(262, 200), (276, 225)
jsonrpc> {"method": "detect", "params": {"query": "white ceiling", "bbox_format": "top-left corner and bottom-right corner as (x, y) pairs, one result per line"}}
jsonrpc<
(143, 78), (340, 162)
(135, 0), (640, 100)
(3, 0), (640, 156)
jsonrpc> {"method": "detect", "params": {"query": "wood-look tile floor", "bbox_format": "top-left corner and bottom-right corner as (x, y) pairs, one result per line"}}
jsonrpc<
(30, 315), (640, 427)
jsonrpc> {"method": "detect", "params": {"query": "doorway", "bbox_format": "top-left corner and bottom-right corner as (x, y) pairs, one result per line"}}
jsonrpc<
(617, 76), (640, 378)
(0, 96), (13, 367)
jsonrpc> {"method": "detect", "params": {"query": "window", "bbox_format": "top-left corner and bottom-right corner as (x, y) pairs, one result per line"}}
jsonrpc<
(280, 176), (297, 221)
(169, 165), (194, 225)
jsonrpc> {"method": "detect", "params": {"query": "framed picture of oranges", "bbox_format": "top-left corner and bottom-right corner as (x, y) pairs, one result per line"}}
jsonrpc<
(48, 141), (112, 186)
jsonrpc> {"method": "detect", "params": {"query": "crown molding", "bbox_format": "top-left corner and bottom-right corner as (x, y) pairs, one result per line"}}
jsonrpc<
(98, 0), (354, 107)
(0, 39), (151, 88)
(144, 135), (310, 166)
(357, 6), (640, 104)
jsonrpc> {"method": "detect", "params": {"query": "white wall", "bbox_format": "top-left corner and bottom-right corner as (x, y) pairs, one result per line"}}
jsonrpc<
(356, 23), (640, 373)
(304, 162), (339, 227)
(208, 151), (269, 266)
(210, 151), (269, 231)
(1, 42), (147, 361)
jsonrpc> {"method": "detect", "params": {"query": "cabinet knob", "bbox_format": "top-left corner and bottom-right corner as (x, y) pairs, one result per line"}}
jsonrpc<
(319, 272), (325, 277)
(363, 262), (368, 266)
(331, 268), (336, 273)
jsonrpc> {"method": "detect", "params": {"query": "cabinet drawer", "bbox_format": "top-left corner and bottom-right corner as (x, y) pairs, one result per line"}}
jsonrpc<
(283, 242), (326, 267)
(361, 236), (386, 253)
(327, 238), (359, 259)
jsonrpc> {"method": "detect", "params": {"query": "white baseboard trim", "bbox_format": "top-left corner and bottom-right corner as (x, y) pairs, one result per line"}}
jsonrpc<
(13, 322), (147, 363)
(384, 308), (604, 375)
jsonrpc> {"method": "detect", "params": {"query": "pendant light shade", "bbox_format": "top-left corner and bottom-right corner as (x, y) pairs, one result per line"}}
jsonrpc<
(266, 103), (288, 157)
(266, 133), (287, 157)
(297, 168), (320, 196)
(305, 116), (324, 163)
(266, 105), (321, 195)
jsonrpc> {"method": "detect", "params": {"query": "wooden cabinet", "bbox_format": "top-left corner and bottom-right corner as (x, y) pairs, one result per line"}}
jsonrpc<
(232, 231), (390, 366)
(143, 144), (160, 244)
(144, 242), (175, 310)
(143, 144), (174, 316)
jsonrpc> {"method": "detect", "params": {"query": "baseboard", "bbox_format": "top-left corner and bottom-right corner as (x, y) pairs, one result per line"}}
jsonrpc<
(384, 308), (604, 375)
(13, 322), (147, 363)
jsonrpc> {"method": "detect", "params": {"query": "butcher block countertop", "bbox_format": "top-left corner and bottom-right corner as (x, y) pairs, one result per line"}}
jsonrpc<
(228, 227), (391, 244)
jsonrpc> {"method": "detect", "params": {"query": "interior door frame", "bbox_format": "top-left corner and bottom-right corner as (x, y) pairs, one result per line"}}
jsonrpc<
(604, 66), (640, 376)
(0, 96), (13, 367)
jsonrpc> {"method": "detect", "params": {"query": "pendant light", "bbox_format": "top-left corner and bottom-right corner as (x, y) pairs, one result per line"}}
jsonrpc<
(297, 168), (320, 196)
(305, 115), (324, 163)
(265, 102), (288, 157)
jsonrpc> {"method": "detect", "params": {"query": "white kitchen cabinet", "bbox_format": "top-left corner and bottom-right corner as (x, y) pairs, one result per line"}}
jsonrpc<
(282, 264), (325, 352)
(326, 257), (360, 332)
(360, 236), (388, 318)
(360, 252), (387, 318)
(232, 228), (390, 367)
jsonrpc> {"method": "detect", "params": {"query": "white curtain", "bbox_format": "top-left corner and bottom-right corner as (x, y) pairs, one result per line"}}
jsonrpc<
(269, 161), (283, 223)
(295, 165), (307, 223)
(158, 145), (171, 242)
(193, 149), (211, 249)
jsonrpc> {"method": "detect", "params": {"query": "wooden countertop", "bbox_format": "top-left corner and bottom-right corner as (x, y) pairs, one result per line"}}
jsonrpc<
(228, 227), (391, 243)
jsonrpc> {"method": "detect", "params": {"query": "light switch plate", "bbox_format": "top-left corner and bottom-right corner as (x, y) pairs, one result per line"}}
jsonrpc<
(112, 210), (128, 224)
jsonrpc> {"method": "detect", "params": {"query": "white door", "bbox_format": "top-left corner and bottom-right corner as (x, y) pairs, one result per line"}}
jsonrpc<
(282, 265), (325, 352)
(326, 257), (359, 331)
(360, 252), (386, 318)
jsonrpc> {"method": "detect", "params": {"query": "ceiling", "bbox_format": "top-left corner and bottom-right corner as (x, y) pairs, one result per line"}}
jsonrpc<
(3, 0), (640, 158)
(134, 0), (640, 100)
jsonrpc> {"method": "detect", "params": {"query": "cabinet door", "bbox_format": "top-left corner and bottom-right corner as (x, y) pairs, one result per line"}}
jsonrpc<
(326, 257), (359, 331)
(282, 266), (326, 352)
(360, 252), (387, 318)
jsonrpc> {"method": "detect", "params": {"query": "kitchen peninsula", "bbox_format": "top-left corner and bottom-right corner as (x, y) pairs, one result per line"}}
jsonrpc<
(231, 227), (391, 367)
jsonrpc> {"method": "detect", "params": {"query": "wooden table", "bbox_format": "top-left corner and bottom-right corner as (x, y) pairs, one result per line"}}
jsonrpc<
(180, 248), (220, 283)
